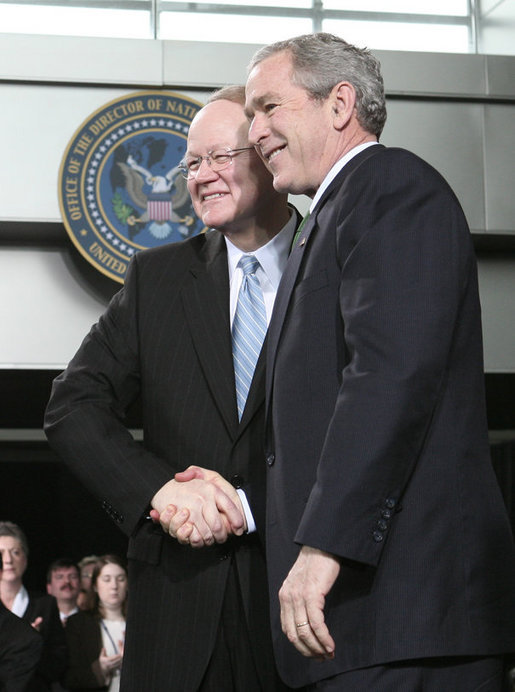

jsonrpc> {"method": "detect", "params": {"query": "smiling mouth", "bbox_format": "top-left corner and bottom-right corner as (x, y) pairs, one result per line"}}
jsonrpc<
(202, 192), (225, 202)
(265, 145), (286, 164)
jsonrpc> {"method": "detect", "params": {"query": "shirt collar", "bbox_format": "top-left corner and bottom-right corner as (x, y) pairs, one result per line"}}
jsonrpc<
(61, 607), (79, 623)
(11, 585), (29, 618)
(310, 141), (379, 212)
(225, 205), (297, 289)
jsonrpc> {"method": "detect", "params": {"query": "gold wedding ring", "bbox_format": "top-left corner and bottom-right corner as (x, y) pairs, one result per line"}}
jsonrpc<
(296, 621), (309, 628)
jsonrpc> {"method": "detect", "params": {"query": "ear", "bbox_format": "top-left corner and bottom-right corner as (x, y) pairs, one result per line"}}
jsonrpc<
(331, 82), (356, 131)
(46, 583), (51, 595)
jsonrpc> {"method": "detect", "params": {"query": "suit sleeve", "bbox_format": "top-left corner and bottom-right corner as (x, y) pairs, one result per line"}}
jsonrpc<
(44, 254), (173, 536)
(295, 151), (476, 566)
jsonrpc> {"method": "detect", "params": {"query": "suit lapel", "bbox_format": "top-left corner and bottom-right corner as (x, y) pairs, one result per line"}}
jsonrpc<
(266, 145), (385, 399)
(265, 212), (316, 399)
(181, 232), (239, 436)
(240, 206), (301, 434)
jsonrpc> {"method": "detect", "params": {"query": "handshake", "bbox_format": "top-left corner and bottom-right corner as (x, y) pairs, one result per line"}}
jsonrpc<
(150, 466), (248, 548)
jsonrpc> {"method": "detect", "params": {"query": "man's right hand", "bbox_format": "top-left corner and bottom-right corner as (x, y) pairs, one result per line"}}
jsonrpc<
(151, 471), (246, 548)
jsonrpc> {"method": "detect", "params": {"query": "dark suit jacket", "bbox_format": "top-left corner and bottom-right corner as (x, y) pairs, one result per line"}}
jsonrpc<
(64, 611), (106, 691)
(0, 602), (42, 692)
(264, 145), (515, 687)
(22, 594), (67, 692)
(44, 230), (284, 691)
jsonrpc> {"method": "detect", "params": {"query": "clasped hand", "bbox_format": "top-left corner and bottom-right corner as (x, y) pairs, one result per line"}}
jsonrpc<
(151, 466), (247, 548)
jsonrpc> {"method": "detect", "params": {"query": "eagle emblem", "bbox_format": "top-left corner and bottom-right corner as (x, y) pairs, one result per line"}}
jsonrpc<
(59, 91), (206, 283)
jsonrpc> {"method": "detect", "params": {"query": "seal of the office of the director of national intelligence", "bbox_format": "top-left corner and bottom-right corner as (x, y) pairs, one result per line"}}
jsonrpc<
(58, 91), (207, 283)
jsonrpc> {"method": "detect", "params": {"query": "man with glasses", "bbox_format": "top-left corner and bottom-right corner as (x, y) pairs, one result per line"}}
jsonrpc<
(45, 85), (299, 691)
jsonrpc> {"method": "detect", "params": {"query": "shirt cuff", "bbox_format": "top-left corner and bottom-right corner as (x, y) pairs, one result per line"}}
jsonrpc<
(236, 488), (256, 534)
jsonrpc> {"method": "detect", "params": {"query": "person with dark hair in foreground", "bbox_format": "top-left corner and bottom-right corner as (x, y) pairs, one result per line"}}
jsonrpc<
(240, 32), (515, 690)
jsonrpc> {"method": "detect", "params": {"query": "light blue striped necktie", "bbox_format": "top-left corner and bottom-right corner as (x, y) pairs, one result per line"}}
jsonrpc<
(232, 255), (267, 420)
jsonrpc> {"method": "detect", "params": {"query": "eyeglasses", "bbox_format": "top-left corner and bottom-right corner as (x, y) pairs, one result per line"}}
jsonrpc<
(179, 147), (255, 180)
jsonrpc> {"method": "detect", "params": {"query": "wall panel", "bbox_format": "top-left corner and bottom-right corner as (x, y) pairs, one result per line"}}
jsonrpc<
(0, 36), (513, 373)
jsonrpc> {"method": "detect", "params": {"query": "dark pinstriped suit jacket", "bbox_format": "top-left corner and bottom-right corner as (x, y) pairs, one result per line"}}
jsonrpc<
(0, 601), (42, 692)
(264, 145), (515, 687)
(63, 611), (104, 690)
(22, 594), (67, 691)
(44, 231), (278, 691)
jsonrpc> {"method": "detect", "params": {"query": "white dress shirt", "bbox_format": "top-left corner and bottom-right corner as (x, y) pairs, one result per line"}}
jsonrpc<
(60, 606), (79, 625)
(310, 141), (379, 213)
(11, 584), (29, 617)
(225, 210), (296, 327)
(223, 209), (297, 532)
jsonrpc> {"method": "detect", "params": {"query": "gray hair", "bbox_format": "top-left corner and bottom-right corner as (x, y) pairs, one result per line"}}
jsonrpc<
(248, 33), (386, 138)
(78, 554), (100, 570)
(206, 85), (245, 107)
(0, 521), (29, 557)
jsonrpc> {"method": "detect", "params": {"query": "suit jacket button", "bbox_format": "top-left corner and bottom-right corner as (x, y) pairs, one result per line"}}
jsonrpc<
(385, 498), (396, 509)
(230, 475), (244, 489)
(373, 530), (384, 543)
(266, 453), (275, 467)
(377, 519), (388, 531)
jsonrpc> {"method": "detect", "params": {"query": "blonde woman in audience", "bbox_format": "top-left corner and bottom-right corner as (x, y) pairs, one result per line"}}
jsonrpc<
(77, 555), (100, 611)
(65, 555), (127, 691)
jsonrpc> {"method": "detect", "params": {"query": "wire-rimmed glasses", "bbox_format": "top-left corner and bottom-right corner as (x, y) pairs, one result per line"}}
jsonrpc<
(179, 147), (255, 180)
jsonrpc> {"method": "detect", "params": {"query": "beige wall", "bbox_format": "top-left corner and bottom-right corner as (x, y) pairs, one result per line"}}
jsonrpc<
(0, 35), (514, 370)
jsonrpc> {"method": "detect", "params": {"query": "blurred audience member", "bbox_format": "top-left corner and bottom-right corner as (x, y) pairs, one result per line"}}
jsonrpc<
(76, 557), (99, 612)
(65, 556), (127, 692)
(46, 560), (80, 626)
(0, 522), (67, 691)
(0, 552), (43, 692)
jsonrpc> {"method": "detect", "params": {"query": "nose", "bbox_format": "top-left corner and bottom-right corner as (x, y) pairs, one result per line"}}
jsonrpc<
(248, 114), (267, 147)
(194, 157), (219, 183)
